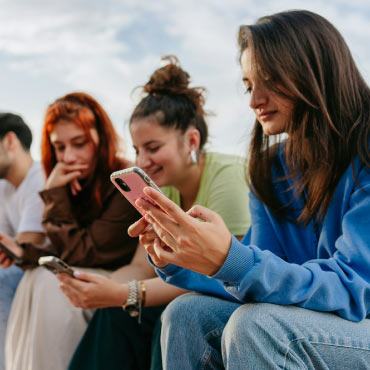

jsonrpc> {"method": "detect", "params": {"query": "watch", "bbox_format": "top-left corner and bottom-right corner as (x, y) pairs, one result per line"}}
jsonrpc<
(122, 280), (140, 318)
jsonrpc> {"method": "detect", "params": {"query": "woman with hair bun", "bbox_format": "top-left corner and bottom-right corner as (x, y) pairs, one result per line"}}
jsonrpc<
(59, 56), (250, 370)
(3, 92), (140, 370)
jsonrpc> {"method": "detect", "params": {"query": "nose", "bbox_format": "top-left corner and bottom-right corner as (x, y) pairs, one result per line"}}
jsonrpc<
(249, 85), (268, 110)
(61, 146), (77, 164)
(136, 152), (152, 170)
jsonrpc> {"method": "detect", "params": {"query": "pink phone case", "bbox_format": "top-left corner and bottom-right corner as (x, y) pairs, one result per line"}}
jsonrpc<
(110, 167), (162, 215)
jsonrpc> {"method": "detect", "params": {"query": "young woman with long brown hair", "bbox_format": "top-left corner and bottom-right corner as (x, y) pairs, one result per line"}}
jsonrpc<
(2, 92), (140, 370)
(131, 10), (370, 368)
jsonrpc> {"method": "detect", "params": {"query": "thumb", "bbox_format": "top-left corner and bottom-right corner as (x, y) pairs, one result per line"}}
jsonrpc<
(187, 205), (219, 223)
(128, 217), (148, 237)
(73, 270), (100, 283)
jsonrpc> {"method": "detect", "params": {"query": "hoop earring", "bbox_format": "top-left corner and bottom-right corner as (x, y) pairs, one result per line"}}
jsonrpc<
(190, 149), (198, 164)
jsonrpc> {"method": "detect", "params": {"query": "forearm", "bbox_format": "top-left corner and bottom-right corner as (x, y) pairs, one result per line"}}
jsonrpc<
(16, 232), (46, 245)
(143, 277), (187, 307)
(110, 262), (156, 283)
(110, 277), (187, 308)
(110, 270), (187, 306)
(110, 242), (159, 283)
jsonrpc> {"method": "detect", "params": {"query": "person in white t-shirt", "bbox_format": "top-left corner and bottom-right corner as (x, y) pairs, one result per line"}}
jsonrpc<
(0, 113), (45, 370)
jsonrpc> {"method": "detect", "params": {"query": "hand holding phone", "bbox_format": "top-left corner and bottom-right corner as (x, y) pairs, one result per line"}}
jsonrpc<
(110, 167), (162, 215)
(38, 256), (75, 277)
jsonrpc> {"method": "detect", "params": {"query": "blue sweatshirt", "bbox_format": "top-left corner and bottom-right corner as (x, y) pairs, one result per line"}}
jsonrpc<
(155, 150), (370, 322)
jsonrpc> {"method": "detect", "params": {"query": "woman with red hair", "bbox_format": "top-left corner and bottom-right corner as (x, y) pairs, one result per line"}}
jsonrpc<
(2, 92), (140, 370)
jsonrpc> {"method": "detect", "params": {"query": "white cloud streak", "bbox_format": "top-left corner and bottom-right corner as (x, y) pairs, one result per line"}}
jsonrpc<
(0, 0), (369, 159)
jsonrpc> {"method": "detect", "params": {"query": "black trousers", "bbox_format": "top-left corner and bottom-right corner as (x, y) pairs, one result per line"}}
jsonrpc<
(68, 306), (165, 370)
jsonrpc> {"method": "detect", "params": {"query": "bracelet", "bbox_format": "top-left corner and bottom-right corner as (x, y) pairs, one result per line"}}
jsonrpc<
(122, 280), (147, 324)
(122, 280), (140, 319)
(138, 280), (146, 308)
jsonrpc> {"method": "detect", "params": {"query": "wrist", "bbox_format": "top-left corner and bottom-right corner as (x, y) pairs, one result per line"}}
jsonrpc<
(44, 178), (57, 190)
(207, 234), (232, 276)
(121, 280), (147, 322)
(114, 283), (128, 307)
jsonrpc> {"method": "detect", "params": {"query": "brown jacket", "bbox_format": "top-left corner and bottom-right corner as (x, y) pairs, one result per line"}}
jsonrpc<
(21, 185), (140, 269)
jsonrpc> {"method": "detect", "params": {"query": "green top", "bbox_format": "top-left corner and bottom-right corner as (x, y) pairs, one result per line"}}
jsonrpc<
(161, 152), (250, 236)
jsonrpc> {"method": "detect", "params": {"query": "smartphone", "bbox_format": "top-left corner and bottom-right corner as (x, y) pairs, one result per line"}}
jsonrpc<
(110, 167), (162, 215)
(0, 242), (23, 263)
(38, 256), (75, 277)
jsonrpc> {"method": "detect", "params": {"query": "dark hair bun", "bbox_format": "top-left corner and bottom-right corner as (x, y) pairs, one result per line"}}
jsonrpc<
(144, 56), (189, 94)
(143, 55), (205, 115)
(131, 55), (209, 150)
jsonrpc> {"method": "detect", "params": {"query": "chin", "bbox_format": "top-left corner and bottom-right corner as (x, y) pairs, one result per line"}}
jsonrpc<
(152, 176), (165, 187)
(261, 123), (285, 136)
(149, 169), (164, 184)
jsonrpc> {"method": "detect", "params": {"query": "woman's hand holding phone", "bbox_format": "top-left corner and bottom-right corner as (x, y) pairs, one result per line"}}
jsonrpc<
(58, 271), (128, 309)
(135, 187), (232, 276)
(45, 162), (88, 196)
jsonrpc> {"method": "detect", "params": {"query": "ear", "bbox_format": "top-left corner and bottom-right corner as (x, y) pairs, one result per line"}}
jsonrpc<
(184, 127), (201, 151)
(1, 132), (18, 151)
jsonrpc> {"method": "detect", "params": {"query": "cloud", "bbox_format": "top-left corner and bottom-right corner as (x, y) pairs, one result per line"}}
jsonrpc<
(0, 0), (369, 160)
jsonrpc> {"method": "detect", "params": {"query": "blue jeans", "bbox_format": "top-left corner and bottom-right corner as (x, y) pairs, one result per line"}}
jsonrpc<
(161, 293), (370, 370)
(0, 266), (23, 370)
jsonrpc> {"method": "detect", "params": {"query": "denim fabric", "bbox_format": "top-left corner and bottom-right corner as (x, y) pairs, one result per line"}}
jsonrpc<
(161, 294), (370, 370)
(161, 294), (239, 370)
(0, 266), (23, 370)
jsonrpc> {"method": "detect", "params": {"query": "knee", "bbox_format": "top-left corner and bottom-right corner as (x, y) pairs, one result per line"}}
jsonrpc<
(223, 303), (287, 345)
(162, 293), (226, 336)
(162, 293), (203, 331)
(33, 266), (52, 283)
(32, 267), (56, 292)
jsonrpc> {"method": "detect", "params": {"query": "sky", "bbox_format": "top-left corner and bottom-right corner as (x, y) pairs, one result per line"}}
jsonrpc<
(0, 0), (369, 160)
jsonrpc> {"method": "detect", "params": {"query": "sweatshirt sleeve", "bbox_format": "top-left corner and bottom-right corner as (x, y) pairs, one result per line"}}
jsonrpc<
(154, 262), (238, 302)
(152, 229), (257, 302)
(32, 186), (140, 268)
(213, 170), (370, 322)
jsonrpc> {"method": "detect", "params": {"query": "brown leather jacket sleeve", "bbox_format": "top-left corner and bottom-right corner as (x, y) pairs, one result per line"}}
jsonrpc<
(22, 185), (140, 269)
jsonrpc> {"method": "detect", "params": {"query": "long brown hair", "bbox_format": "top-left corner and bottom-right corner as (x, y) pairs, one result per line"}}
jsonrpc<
(41, 92), (125, 209)
(239, 10), (370, 223)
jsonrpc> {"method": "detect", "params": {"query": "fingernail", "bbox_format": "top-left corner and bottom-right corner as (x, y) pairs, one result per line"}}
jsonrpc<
(73, 271), (81, 278)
